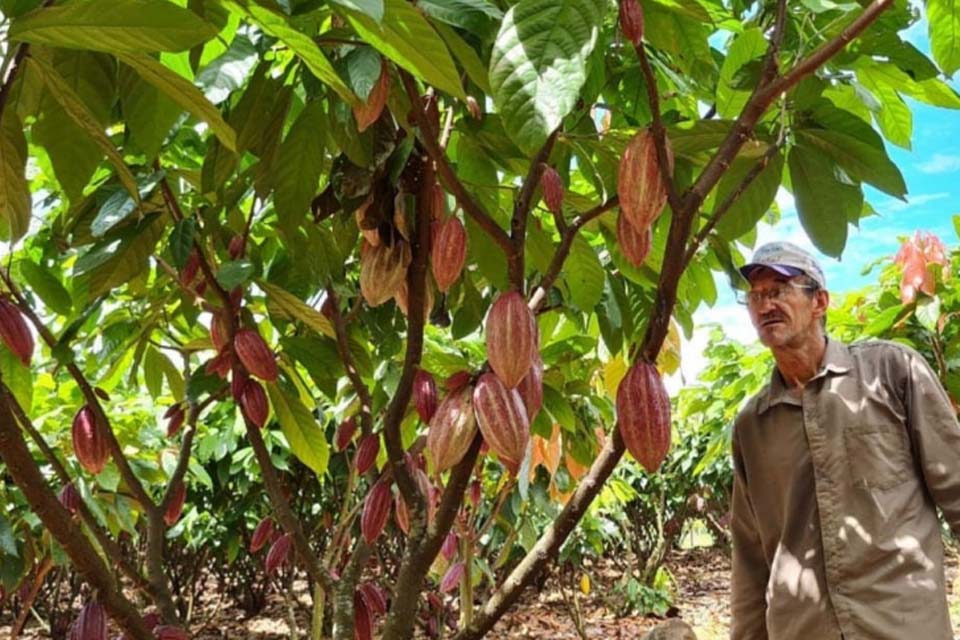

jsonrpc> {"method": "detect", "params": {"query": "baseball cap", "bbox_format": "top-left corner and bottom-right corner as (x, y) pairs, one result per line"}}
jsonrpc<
(739, 241), (826, 289)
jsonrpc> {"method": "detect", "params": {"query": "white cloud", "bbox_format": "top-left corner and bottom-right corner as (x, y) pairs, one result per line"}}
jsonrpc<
(916, 154), (960, 175)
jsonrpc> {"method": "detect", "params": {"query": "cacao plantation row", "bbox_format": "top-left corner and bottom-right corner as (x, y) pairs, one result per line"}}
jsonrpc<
(0, 0), (957, 638)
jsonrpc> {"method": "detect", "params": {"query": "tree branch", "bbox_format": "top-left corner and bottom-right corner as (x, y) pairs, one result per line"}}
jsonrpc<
(326, 287), (374, 436)
(509, 129), (561, 290)
(634, 44), (682, 216)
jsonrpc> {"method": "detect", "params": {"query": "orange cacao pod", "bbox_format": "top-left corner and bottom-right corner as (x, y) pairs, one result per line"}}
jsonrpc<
(431, 216), (466, 292)
(265, 533), (293, 574)
(473, 373), (530, 475)
(164, 481), (187, 526)
(354, 591), (373, 640)
(619, 0), (644, 46)
(540, 165), (564, 215)
(616, 361), (671, 473)
(468, 480), (482, 506)
(72, 406), (109, 475)
(485, 291), (537, 388)
(414, 369), (438, 423)
(353, 62), (390, 133)
(617, 128), (673, 230)
(517, 352), (544, 422)
(234, 328), (278, 382)
(426, 385), (477, 473)
(58, 483), (81, 515)
(360, 239), (411, 307)
(70, 602), (106, 640)
(250, 517), (274, 553)
(354, 434), (379, 474)
(617, 212), (652, 267)
(336, 417), (358, 451)
(240, 379), (269, 428)
(361, 480), (393, 543)
(0, 297), (32, 365)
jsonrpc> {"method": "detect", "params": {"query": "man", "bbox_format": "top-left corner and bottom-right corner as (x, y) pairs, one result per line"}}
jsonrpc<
(729, 241), (960, 640)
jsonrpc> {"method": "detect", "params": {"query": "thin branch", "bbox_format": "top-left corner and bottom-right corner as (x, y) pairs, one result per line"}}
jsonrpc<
(509, 129), (561, 291)
(633, 44), (682, 216)
(326, 287), (374, 436)
(759, 0), (789, 87)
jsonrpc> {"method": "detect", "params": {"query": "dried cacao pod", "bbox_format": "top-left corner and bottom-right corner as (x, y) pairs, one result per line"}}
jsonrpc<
(354, 591), (373, 640)
(153, 626), (189, 640)
(164, 481), (187, 526)
(72, 406), (109, 475)
(240, 379), (269, 428)
(426, 385), (477, 473)
(517, 352), (544, 422)
(441, 532), (458, 561)
(619, 0), (644, 46)
(440, 562), (464, 593)
(0, 297), (33, 365)
(70, 602), (106, 640)
(335, 417), (358, 451)
(431, 216), (466, 292)
(617, 128), (673, 230)
(228, 234), (245, 260)
(354, 434), (379, 475)
(353, 62), (390, 133)
(361, 480), (393, 544)
(234, 328), (278, 382)
(358, 582), (387, 617)
(166, 405), (186, 438)
(58, 483), (81, 515)
(616, 360), (671, 473)
(265, 533), (293, 575)
(485, 291), (537, 388)
(360, 239), (411, 307)
(617, 212), (652, 267)
(249, 517), (274, 553)
(473, 373), (530, 476)
(540, 165), (564, 215)
(414, 369), (438, 424)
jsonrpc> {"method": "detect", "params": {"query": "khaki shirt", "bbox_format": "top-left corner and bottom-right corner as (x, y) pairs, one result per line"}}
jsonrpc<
(730, 338), (960, 640)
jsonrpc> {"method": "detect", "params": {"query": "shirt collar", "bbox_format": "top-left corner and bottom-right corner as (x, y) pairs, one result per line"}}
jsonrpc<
(757, 337), (853, 414)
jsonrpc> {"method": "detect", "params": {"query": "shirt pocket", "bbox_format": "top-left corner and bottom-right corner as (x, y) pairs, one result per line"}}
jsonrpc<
(843, 422), (912, 491)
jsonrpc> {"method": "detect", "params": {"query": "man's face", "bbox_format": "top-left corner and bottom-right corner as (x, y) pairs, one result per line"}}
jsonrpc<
(745, 267), (828, 348)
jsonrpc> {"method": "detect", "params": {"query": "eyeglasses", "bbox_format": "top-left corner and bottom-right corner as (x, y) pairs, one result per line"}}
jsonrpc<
(735, 282), (819, 307)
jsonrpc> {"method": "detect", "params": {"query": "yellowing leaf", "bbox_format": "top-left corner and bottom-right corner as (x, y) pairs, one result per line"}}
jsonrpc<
(603, 355), (628, 401)
(656, 319), (682, 375)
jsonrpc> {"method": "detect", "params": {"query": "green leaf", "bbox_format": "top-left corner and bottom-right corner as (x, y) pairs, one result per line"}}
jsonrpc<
(787, 144), (861, 258)
(928, 0), (960, 75)
(0, 110), (30, 242)
(416, 0), (503, 33)
(259, 281), (336, 339)
(715, 152), (784, 241)
(343, 47), (383, 101)
(19, 260), (71, 316)
(0, 345), (32, 414)
(74, 213), (167, 297)
(716, 28), (766, 119)
(266, 382), (329, 477)
(562, 235), (604, 311)
(118, 67), (181, 159)
(273, 101), (327, 236)
(434, 21), (491, 95)
(169, 218), (197, 270)
(915, 295), (941, 333)
(142, 344), (165, 399)
(216, 260), (254, 289)
(542, 383), (575, 432)
(9, 0), (219, 53)
(489, 0), (606, 155)
(864, 303), (906, 336)
(329, 0), (385, 22)
(341, 0), (465, 100)
(117, 52), (237, 152)
(953, 214), (960, 240)
(855, 67), (912, 149)
(91, 172), (163, 238)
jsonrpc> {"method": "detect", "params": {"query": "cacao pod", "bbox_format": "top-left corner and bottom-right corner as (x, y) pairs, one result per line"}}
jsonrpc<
(355, 197), (380, 247)
(517, 352), (544, 422)
(234, 328), (278, 382)
(426, 385), (477, 473)
(335, 417), (358, 451)
(441, 532), (457, 561)
(166, 405), (185, 438)
(249, 517), (274, 553)
(0, 297), (33, 365)
(358, 582), (387, 617)
(616, 360), (671, 473)
(429, 183), (446, 220)
(354, 434), (379, 475)
(354, 591), (372, 640)
(240, 379), (269, 428)
(485, 291), (537, 388)
(617, 211), (652, 267)
(228, 234), (245, 260)
(180, 250), (200, 287)
(431, 216), (466, 292)
(440, 562), (464, 593)
(617, 128), (673, 231)
(142, 612), (161, 631)
(58, 483), (81, 515)
(360, 239), (411, 307)
(72, 406), (109, 475)
(394, 277), (434, 321)
(394, 492), (410, 534)
(619, 0), (644, 46)
(361, 480), (393, 544)
(445, 371), (472, 392)
(153, 626), (189, 640)
(353, 62), (390, 133)
(229, 287), (243, 309)
(265, 533), (293, 574)
(427, 592), (444, 612)
(473, 373), (530, 476)
(540, 165), (564, 215)
(210, 314), (228, 351)
(164, 481), (187, 526)
(70, 602), (106, 640)
(205, 351), (232, 379)
(413, 369), (438, 424)
(468, 480), (482, 506)
(231, 368), (248, 402)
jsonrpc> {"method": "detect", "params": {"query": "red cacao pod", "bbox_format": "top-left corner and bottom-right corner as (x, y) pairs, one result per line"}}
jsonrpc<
(240, 379), (269, 428)
(265, 533), (293, 575)
(473, 373), (530, 476)
(468, 480), (482, 506)
(166, 405), (185, 438)
(59, 483), (81, 515)
(354, 434), (380, 475)
(617, 211), (652, 267)
(440, 562), (464, 593)
(70, 602), (106, 640)
(234, 328), (278, 382)
(354, 591), (372, 640)
(617, 128), (673, 230)
(414, 369), (438, 423)
(336, 417), (358, 451)
(426, 385), (477, 473)
(540, 165), (564, 215)
(142, 612), (162, 631)
(441, 532), (458, 561)
(361, 480), (393, 544)
(0, 297), (33, 365)
(619, 0), (644, 46)
(360, 239), (411, 307)
(228, 234), (245, 260)
(153, 626), (189, 640)
(210, 314), (229, 351)
(616, 360), (671, 473)
(353, 62), (390, 133)
(359, 582), (387, 617)
(72, 406), (109, 475)
(431, 216), (466, 292)
(205, 351), (232, 379)
(427, 592), (443, 612)
(229, 286), (243, 309)
(429, 183), (446, 220)
(250, 517), (274, 553)
(485, 292), (537, 389)
(517, 352), (544, 422)
(164, 481), (187, 526)
(394, 492), (410, 535)
(231, 368), (248, 402)
(180, 250), (200, 287)
(444, 371), (472, 392)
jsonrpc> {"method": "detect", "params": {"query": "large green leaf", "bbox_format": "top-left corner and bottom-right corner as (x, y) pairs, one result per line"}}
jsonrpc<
(0, 111), (30, 242)
(341, 0), (464, 100)
(118, 67), (181, 159)
(928, 0), (960, 76)
(18, 260), (71, 316)
(329, 0), (385, 22)
(74, 213), (167, 297)
(715, 151), (784, 241)
(274, 101), (327, 236)
(9, 0), (219, 53)
(716, 28), (766, 119)
(489, 0), (606, 155)
(855, 66), (912, 149)
(853, 59), (960, 109)
(259, 281), (336, 339)
(434, 21), (491, 95)
(788, 145), (861, 258)
(562, 235), (604, 311)
(0, 347), (32, 415)
(416, 0), (503, 33)
(266, 383), (330, 477)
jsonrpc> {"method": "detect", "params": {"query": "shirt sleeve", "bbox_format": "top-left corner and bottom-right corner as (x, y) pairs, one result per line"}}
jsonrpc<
(902, 348), (960, 535)
(730, 422), (770, 640)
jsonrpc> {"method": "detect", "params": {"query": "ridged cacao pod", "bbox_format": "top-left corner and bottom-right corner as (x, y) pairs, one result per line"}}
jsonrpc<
(240, 379), (269, 428)
(205, 351), (232, 379)
(429, 183), (446, 220)
(617, 212), (652, 267)
(394, 277), (434, 321)
(473, 373), (530, 475)
(468, 480), (482, 506)
(441, 532), (458, 561)
(619, 0), (644, 46)
(180, 250), (200, 287)
(164, 482), (187, 526)
(354, 434), (379, 475)
(166, 405), (185, 438)
(355, 198), (380, 248)
(394, 491), (410, 535)
(0, 297), (33, 365)
(616, 361), (671, 473)
(485, 292), (537, 389)
(59, 483), (81, 515)
(618, 129), (673, 231)
(359, 583), (387, 617)
(72, 406), (109, 475)
(440, 562), (464, 593)
(414, 369), (438, 424)
(517, 352), (544, 422)
(361, 480), (393, 543)
(209, 314), (229, 352)
(445, 371), (472, 392)
(426, 385), (477, 473)
(231, 368), (248, 402)
(354, 591), (372, 640)
(336, 417), (358, 451)
(540, 165), (564, 215)
(228, 234), (245, 260)
(353, 62), (390, 133)
(431, 216), (466, 292)
(265, 533), (293, 574)
(249, 517), (274, 553)
(153, 626), (189, 640)
(234, 328), (278, 382)
(70, 602), (106, 640)
(360, 239), (411, 307)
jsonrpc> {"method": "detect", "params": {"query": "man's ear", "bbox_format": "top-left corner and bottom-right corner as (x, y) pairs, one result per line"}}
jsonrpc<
(813, 289), (830, 320)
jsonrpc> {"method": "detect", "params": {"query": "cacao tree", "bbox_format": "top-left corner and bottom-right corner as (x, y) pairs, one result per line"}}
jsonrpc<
(0, 0), (957, 638)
